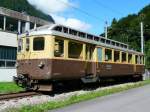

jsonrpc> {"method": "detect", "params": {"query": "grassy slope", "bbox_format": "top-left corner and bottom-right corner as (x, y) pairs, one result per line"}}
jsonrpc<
(9, 80), (150, 112)
(0, 82), (23, 94)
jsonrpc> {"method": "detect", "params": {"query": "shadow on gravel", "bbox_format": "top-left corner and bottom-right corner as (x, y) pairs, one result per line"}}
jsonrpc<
(42, 78), (138, 96)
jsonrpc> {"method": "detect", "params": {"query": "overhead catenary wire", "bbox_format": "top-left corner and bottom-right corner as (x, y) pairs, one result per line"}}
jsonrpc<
(94, 0), (124, 16)
(55, 0), (106, 23)
(55, 0), (150, 37)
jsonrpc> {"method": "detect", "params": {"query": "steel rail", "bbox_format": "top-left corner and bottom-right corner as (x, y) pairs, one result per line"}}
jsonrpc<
(0, 91), (40, 101)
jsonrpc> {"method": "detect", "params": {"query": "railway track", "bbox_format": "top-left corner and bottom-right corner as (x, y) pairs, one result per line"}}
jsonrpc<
(0, 91), (40, 101)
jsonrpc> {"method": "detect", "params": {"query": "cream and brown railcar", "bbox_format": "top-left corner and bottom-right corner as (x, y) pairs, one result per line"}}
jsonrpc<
(14, 24), (145, 91)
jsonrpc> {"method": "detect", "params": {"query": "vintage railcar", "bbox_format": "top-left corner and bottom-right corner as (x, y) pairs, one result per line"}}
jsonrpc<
(14, 24), (145, 91)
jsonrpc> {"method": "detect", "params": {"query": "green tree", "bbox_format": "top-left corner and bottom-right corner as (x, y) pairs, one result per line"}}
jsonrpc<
(101, 4), (150, 68)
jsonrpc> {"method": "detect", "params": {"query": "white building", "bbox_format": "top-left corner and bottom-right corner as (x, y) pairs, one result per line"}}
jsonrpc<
(0, 7), (54, 81)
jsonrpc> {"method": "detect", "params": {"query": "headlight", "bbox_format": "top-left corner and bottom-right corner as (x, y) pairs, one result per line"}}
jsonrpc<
(38, 61), (45, 68)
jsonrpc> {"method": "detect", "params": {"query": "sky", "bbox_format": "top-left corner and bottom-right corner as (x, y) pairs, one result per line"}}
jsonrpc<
(27, 0), (150, 35)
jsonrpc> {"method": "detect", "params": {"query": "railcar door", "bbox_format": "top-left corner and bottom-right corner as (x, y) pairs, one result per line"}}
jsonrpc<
(83, 45), (98, 83)
(97, 47), (102, 75)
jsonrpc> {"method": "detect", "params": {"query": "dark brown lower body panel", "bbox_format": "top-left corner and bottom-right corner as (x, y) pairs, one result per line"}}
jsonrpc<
(17, 59), (145, 80)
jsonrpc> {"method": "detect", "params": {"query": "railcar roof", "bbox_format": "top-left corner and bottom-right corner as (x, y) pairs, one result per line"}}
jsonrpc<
(18, 24), (144, 55)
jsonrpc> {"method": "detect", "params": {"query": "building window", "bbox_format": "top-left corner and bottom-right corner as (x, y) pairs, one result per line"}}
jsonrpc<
(0, 15), (3, 30)
(0, 46), (16, 68)
(0, 61), (5, 67)
(0, 46), (16, 60)
(33, 37), (45, 51)
(68, 41), (83, 59)
(54, 39), (64, 57)
(6, 61), (16, 67)
(105, 49), (112, 62)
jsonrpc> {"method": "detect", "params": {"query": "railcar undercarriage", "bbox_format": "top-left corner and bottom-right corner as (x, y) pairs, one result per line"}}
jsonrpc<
(13, 75), (52, 91)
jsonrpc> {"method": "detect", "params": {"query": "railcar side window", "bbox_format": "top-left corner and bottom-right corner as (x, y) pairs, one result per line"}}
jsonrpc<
(114, 51), (120, 62)
(68, 41), (83, 59)
(140, 56), (143, 64)
(100, 38), (105, 43)
(122, 52), (127, 63)
(33, 37), (45, 51)
(105, 49), (112, 62)
(135, 55), (140, 64)
(128, 54), (132, 64)
(54, 39), (64, 57)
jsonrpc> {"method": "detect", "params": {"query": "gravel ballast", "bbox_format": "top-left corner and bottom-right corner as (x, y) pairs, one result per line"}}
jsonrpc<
(0, 82), (142, 112)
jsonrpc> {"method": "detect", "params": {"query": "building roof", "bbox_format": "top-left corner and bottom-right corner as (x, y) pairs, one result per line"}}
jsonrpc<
(0, 7), (53, 25)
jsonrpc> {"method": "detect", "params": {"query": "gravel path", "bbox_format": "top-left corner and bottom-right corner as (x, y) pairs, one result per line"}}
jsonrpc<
(0, 82), (137, 112)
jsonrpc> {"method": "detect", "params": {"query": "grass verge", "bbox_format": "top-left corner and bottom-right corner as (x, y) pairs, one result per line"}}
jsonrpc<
(8, 80), (150, 112)
(0, 82), (23, 94)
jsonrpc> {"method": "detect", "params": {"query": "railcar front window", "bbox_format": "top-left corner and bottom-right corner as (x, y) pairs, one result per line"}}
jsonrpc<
(33, 37), (45, 51)
(18, 38), (23, 52)
(26, 38), (30, 51)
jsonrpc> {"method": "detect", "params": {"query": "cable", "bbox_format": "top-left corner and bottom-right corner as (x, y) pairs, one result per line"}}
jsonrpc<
(94, 0), (124, 16)
(55, 0), (105, 22)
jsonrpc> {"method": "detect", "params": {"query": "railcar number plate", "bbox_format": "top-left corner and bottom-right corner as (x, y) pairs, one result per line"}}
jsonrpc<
(106, 65), (112, 70)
